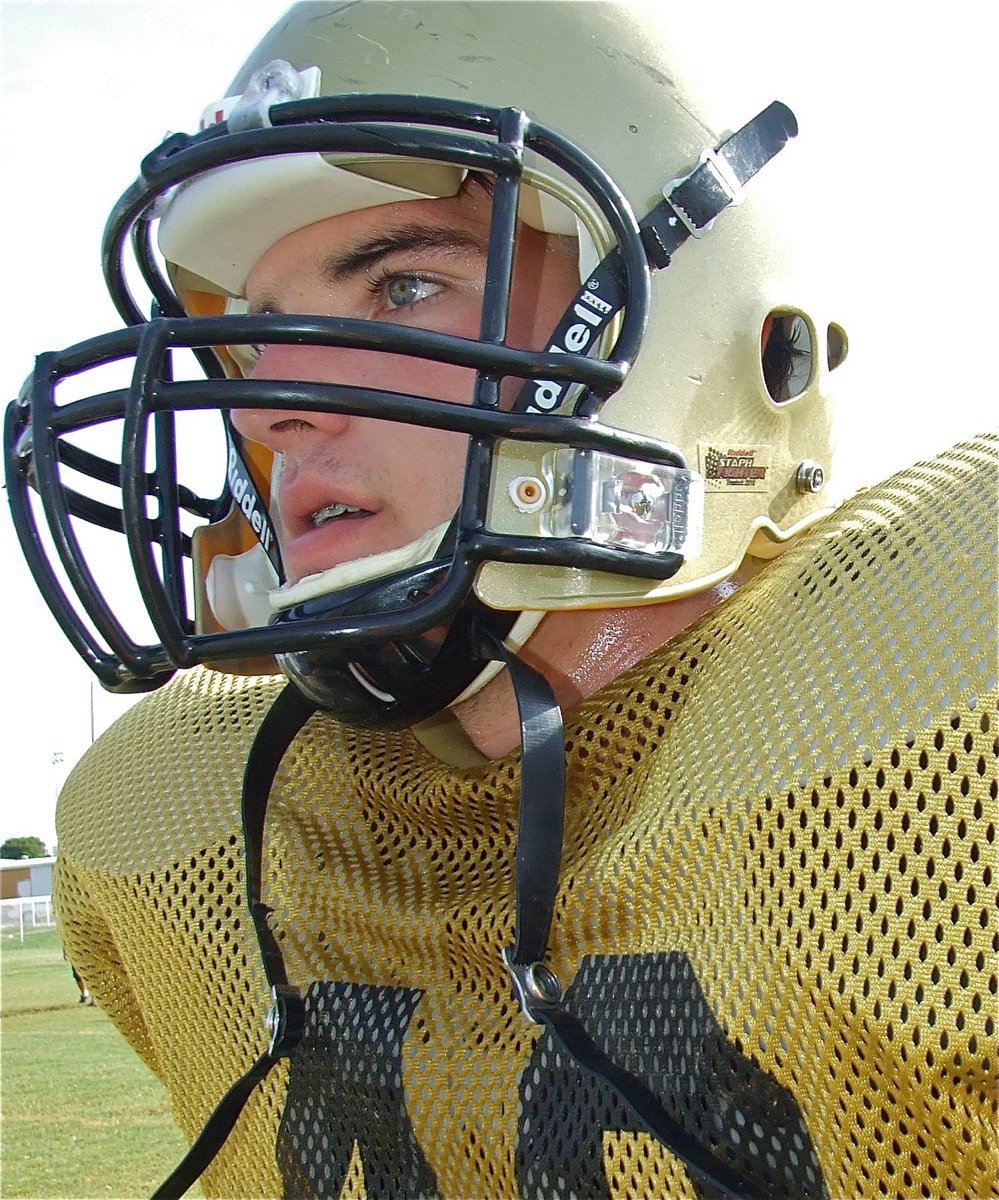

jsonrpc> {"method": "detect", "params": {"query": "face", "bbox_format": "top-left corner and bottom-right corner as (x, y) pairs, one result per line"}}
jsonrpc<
(230, 183), (579, 584)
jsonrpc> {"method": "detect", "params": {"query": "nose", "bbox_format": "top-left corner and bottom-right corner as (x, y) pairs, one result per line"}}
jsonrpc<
(229, 343), (351, 449)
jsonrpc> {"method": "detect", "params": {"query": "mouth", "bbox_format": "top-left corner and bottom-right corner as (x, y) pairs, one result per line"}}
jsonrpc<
(309, 501), (372, 528)
(278, 483), (381, 583)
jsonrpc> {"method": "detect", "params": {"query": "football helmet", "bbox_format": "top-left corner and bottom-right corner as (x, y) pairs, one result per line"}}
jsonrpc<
(4, 1), (850, 726)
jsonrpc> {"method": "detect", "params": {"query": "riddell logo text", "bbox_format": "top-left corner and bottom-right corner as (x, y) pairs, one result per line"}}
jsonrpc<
(527, 288), (614, 413)
(227, 447), (275, 554)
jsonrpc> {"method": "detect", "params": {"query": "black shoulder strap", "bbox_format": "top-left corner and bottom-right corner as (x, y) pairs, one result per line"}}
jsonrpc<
(241, 683), (318, 995)
(476, 627), (566, 971)
(151, 684), (317, 1200)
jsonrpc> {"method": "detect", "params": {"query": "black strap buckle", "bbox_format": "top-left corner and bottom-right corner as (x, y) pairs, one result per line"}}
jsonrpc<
(640, 99), (797, 269)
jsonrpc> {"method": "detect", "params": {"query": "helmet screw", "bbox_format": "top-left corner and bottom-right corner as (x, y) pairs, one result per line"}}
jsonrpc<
(509, 476), (547, 513)
(795, 460), (825, 494)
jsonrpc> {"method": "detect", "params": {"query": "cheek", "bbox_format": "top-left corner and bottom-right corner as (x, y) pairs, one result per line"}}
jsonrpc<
(395, 356), (479, 406)
(298, 345), (480, 407)
(253, 343), (480, 408)
(384, 424), (469, 520)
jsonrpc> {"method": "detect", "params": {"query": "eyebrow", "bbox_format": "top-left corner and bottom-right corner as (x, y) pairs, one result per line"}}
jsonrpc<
(246, 224), (491, 315)
(319, 224), (489, 282)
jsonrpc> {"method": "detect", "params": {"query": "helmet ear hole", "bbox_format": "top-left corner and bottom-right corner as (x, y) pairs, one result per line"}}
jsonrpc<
(758, 309), (816, 403)
(827, 322), (848, 371)
(762, 310), (813, 403)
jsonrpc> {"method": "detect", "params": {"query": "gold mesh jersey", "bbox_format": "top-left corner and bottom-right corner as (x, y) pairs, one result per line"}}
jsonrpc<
(55, 435), (997, 1200)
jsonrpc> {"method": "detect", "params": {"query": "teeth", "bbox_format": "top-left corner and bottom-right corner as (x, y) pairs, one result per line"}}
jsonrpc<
(311, 502), (363, 527)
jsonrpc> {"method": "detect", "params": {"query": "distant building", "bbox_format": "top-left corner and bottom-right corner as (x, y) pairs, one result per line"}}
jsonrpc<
(0, 856), (55, 900)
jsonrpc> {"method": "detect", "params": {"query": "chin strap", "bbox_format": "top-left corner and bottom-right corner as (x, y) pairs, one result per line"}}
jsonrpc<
(477, 626), (764, 1200)
(638, 99), (797, 269)
(151, 684), (318, 1200)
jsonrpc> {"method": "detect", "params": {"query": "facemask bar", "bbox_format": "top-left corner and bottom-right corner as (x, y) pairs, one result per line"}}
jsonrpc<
(4, 328), (223, 689)
(102, 92), (651, 353)
(6, 294), (664, 693)
(4, 97), (654, 690)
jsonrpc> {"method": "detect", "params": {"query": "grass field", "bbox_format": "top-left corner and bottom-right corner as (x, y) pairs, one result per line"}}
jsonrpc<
(1, 927), (202, 1199)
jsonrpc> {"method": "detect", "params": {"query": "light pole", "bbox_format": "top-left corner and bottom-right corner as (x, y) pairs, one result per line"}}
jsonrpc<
(51, 749), (64, 813)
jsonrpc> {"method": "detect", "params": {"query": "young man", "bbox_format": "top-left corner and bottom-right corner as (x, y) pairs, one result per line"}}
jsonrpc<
(6, 4), (995, 1198)
(227, 177), (735, 760)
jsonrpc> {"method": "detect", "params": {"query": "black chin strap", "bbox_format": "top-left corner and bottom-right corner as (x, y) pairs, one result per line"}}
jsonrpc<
(151, 684), (317, 1200)
(478, 626), (762, 1200)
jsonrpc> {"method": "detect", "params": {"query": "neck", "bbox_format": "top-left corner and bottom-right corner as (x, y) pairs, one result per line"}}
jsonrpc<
(453, 582), (738, 759)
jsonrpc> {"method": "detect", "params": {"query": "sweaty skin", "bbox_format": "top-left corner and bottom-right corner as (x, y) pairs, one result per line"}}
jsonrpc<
(455, 589), (735, 759)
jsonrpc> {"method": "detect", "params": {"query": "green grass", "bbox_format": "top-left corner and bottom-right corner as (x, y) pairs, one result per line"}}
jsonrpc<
(1, 928), (202, 1199)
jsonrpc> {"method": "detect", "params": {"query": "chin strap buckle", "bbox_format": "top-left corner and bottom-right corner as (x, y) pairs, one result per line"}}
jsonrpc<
(662, 146), (745, 240)
(503, 947), (563, 1023)
(265, 984), (306, 1057)
(640, 99), (797, 269)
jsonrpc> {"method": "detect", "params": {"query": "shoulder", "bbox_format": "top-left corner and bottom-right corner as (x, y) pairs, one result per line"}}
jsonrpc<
(753, 431), (995, 690)
(780, 432), (996, 678)
(56, 667), (288, 874)
(805, 431), (995, 587)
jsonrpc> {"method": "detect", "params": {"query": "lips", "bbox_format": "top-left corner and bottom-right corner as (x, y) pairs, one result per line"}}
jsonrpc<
(274, 473), (382, 582)
(280, 510), (379, 583)
(278, 470), (374, 540)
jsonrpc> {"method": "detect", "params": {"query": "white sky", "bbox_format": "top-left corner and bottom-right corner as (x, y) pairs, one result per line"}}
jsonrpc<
(0, 1), (995, 853)
(0, 0), (287, 851)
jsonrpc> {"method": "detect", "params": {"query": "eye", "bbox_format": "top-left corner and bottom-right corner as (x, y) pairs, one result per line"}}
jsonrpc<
(382, 274), (443, 310)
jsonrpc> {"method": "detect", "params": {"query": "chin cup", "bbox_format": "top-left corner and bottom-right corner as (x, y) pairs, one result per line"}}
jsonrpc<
(275, 558), (517, 728)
